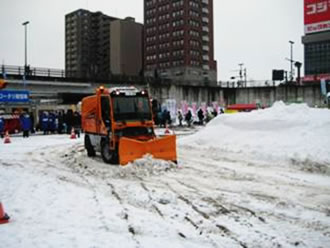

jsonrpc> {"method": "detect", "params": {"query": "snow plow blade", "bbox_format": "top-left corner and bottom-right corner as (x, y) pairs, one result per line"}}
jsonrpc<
(118, 135), (177, 165)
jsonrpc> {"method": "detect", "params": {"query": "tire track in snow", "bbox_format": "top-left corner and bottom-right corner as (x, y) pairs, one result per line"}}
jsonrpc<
(173, 178), (266, 224)
(136, 178), (219, 247)
(139, 181), (164, 218)
(65, 145), (142, 248)
(106, 182), (142, 248)
(112, 172), (220, 246)
(47, 147), (113, 233)
(175, 156), (288, 247)
(178, 147), (330, 247)
(163, 181), (249, 248)
(36, 141), (329, 247)
(69, 144), (275, 247)
(32, 144), (142, 247)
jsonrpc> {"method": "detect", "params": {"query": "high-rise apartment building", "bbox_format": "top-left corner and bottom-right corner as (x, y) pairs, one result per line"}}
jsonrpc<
(144, 0), (217, 83)
(66, 9), (143, 80)
(110, 17), (143, 76)
(65, 9), (118, 79)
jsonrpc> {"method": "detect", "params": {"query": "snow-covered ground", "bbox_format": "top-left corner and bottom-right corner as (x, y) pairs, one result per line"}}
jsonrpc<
(1, 102), (330, 248)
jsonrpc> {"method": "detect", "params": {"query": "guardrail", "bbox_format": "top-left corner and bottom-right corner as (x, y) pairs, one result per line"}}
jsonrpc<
(2, 64), (65, 78)
(0, 64), (151, 85)
(2, 64), (308, 88)
(217, 80), (279, 88)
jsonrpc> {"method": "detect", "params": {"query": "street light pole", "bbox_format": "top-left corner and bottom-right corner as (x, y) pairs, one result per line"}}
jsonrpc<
(289, 40), (294, 82)
(22, 21), (29, 71)
(238, 63), (244, 87)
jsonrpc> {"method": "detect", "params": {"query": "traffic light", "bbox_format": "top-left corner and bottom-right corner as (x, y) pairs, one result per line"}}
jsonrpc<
(0, 79), (7, 89)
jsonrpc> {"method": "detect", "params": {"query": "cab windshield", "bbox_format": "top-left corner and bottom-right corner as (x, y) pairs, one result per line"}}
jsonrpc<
(113, 96), (152, 122)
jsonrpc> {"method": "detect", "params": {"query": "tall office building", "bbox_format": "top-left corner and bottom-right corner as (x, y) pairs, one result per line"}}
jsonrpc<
(144, 0), (217, 83)
(302, 0), (330, 81)
(65, 9), (118, 79)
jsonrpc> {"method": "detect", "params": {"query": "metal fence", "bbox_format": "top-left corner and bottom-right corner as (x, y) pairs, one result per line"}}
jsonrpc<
(217, 80), (280, 88)
(1, 64), (292, 88)
(0, 64), (150, 85)
(2, 64), (65, 78)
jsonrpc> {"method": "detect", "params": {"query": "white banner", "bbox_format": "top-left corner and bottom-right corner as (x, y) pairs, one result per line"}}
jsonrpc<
(305, 20), (330, 34)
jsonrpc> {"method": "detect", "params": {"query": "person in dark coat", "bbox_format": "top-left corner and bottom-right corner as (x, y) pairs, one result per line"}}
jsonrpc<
(178, 110), (183, 127)
(157, 111), (163, 128)
(185, 110), (192, 127)
(161, 109), (167, 128)
(20, 112), (32, 138)
(73, 111), (81, 138)
(165, 110), (171, 126)
(29, 112), (35, 133)
(57, 111), (64, 134)
(212, 108), (218, 118)
(197, 108), (204, 125)
(65, 110), (74, 134)
(41, 111), (49, 135)
(0, 115), (4, 138)
(48, 112), (56, 134)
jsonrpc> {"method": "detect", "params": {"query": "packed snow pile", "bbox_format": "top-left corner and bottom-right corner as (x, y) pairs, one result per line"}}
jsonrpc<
(179, 102), (330, 169)
(60, 146), (179, 180)
(122, 155), (179, 178)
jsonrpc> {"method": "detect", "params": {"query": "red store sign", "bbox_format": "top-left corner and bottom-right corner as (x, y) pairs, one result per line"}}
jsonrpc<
(303, 73), (330, 81)
(304, 0), (330, 33)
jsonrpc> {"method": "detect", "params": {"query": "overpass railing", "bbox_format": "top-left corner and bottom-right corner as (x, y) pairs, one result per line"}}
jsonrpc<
(217, 80), (280, 88)
(0, 64), (151, 85)
(2, 64), (65, 78)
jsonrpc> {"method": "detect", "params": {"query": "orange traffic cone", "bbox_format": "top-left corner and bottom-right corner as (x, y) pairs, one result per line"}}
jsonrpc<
(164, 124), (171, 135)
(70, 128), (76, 139)
(0, 202), (10, 224)
(4, 131), (11, 144)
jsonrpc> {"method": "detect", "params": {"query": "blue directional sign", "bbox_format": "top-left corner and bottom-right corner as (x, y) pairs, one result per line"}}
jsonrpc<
(0, 90), (30, 103)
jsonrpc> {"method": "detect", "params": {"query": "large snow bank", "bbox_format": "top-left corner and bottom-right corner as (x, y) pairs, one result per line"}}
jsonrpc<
(179, 102), (330, 168)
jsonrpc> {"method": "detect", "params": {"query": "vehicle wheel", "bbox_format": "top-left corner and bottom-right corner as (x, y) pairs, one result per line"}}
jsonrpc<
(101, 139), (118, 164)
(85, 135), (96, 157)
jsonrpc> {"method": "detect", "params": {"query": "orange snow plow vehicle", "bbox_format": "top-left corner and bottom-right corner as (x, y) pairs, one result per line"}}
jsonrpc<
(81, 86), (177, 165)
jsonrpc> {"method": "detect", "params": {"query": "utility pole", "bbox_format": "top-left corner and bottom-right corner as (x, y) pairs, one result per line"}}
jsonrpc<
(22, 21), (29, 74)
(238, 63), (244, 87)
(289, 40), (294, 82)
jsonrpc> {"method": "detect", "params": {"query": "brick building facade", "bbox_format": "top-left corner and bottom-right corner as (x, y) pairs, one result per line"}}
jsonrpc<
(144, 0), (217, 83)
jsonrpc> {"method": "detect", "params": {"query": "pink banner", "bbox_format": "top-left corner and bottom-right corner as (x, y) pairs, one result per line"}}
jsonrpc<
(181, 101), (188, 114)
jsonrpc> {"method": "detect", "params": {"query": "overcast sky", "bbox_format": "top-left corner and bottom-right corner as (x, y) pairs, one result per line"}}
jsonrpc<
(0, 0), (304, 81)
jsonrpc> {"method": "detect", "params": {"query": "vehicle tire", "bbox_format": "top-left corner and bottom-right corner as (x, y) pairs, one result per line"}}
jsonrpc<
(101, 139), (118, 164)
(85, 135), (96, 157)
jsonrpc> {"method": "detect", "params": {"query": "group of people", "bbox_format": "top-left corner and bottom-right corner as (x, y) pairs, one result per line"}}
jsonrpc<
(0, 112), (33, 138)
(1, 105), (225, 138)
(38, 110), (81, 137)
(155, 109), (172, 127)
(178, 107), (224, 127)
(152, 105), (225, 129)
(0, 109), (82, 139)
